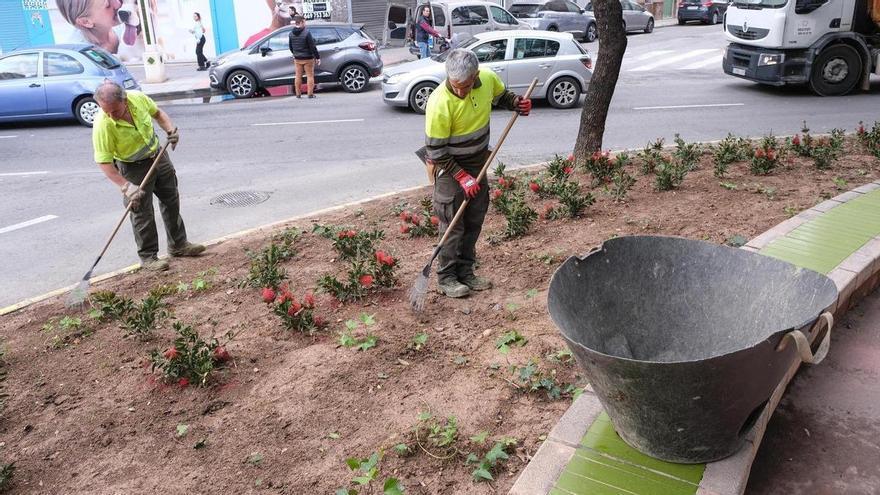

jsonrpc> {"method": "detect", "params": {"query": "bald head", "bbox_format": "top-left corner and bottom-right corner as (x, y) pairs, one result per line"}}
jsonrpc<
(94, 81), (127, 105)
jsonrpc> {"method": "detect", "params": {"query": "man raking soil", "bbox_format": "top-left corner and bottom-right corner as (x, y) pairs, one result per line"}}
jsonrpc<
(410, 49), (532, 309)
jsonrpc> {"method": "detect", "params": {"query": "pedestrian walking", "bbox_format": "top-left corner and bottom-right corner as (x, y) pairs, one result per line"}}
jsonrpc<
(92, 81), (205, 272)
(424, 49), (531, 298)
(288, 15), (320, 99)
(190, 12), (208, 71)
(414, 5), (442, 59)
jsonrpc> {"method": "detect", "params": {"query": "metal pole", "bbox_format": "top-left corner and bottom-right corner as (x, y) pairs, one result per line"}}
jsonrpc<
(347, 0), (353, 23)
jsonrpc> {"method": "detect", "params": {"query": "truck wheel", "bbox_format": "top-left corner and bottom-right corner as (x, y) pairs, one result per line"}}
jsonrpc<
(409, 81), (437, 114)
(809, 44), (862, 96)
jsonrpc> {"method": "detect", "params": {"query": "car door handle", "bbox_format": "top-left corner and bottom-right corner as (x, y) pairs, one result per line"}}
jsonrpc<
(333, 47), (342, 51)
(29, 83), (41, 88)
(492, 67), (504, 72)
(538, 64), (552, 69)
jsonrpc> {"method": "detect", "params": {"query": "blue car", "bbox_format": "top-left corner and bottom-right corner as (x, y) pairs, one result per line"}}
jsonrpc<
(0, 44), (139, 127)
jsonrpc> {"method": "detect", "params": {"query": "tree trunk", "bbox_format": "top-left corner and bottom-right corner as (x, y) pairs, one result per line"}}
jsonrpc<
(574, 0), (628, 164)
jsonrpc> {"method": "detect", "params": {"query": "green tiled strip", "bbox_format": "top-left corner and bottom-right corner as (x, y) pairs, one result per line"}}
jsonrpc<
(551, 188), (880, 495)
(763, 189), (880, 275)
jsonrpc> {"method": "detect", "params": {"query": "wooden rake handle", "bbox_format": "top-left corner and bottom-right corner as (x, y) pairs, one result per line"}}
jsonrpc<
(434, 78), (539, 252)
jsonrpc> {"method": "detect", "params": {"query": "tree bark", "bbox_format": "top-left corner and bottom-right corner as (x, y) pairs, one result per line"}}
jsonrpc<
(574, 0), (628, 163)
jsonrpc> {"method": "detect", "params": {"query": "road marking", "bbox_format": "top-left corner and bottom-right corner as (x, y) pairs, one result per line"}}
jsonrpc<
(633, 103), (745, 111)
(626, 49), (674, 62)
(0, 171), (48, 177)
(0, 135), (17, 139)
(681, 55), (723, 70)
(251, 118), (364, 127)
(630, 49), (718, 71)
(0, 215), (58, 235)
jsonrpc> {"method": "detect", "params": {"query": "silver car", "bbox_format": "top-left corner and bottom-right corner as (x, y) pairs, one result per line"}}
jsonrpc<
(209, 23), (382, 98)
(582, 0), (655, 34)
(510, 1), (595, 42)
(383, 30), (592, 113)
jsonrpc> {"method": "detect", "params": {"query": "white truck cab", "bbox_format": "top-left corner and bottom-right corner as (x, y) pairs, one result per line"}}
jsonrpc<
(722, 0), (880, 95)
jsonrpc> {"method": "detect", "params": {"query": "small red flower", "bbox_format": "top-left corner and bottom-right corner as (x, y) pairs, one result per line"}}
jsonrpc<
(792, 135), (801, 146)
(411, 215), (422, 226)
(430, 215), (440, 226)
(492, 189), (503, 200)
(566, 153), (574, 162)
(529, 182), (540, 193)
(497, 177), (507, 188)
(767, 149), (777, 161)
(313, 315), (327, 327)
(400, 224), (411, 234)
(359, 274), (374, 288)
(261, 288), (276, 304)
(276, 290), (293, 304)
(303, 292), (316, 308)
(755, 148), (765, 159)
(375, 251), (395, 267)
(178, 377), (190, 388)
(287, 301), (302, 316)
(563, 166), (573, 175)
(858, 124), (866, 135)
(400, 211), (413, 222)
(163, 348), (179, 360)
(213, 346), (230, 362)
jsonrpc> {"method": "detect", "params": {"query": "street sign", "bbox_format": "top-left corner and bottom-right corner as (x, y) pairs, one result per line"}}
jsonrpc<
(302, 0), (332, 20)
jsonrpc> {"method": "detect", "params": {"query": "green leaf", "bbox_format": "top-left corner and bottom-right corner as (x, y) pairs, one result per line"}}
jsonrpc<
(352, 476), (373, 486)
(247, 452), (263, 465)
(360, 313), (376, 326)
(193, 278), (208, 291)
(417, 411), (432, 421)
(485, 443), (509, 464)
(363, 452), (380, 472)
(466, 453), (479, 464)
(176, 424), (189, 438)
(525, 288), (538, 299)
(328, 432), (341, 439)
(345, 320), (358, 331)
(469, 431), (489, 445)
(176, 281), (189, 293)
(497, 344), (510, 355)
(339, 332), (357, 348)
(335, 489), (355, 495)
(383, 478), (404, 495)
(87, 308), (103, 320)
(472, 467), (494, 481)
(356, 335), (378, 351)
(345, 457), (362, 471)
(393, 443), (409, 455)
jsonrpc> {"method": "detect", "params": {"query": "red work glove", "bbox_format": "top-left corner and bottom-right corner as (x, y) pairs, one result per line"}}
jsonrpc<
(515, 96), (531, 116)
(453, 170), (481, 198)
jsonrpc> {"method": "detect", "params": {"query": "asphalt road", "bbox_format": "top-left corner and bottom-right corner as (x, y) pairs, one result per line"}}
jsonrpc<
(1, 23), (878, 307)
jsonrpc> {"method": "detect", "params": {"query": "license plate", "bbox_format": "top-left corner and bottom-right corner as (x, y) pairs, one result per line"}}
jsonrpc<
(732, 67), (746, 75)
(123, 79), (136, 89)
(687, 6), (698, 9)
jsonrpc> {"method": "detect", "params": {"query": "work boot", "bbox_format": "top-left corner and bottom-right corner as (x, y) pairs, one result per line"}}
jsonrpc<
(437, 278), (470, 298)
(459, 273), (493, 291)
(141, 257), (170, 272)
(170, 242), (206, 257)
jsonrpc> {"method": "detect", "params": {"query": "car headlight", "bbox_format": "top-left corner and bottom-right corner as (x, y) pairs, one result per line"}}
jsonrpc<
(385, 73), (405, 85)
(213, 57), (227, 67)
(758, 53), (783, 66)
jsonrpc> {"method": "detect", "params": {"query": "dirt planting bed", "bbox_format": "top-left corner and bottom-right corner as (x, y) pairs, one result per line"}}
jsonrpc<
(1, 136), (878, 494)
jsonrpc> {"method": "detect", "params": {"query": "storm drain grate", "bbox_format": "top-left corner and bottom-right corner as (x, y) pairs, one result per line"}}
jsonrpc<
(210, 191), (271, 208)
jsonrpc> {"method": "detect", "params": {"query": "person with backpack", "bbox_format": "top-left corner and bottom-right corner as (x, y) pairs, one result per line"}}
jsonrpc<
(414, 5), (442, 59)
(288, 15), (321, 98)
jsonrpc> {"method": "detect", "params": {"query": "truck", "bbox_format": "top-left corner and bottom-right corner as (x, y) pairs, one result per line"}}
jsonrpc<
(721, 0), (880, 95)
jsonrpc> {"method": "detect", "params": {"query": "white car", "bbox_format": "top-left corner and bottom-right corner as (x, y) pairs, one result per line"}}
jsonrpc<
(382, 30), (592, 113)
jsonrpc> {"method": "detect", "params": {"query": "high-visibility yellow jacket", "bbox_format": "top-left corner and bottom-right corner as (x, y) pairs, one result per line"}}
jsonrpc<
(93, 91), (160, 164)
(424, 70), (518, 177)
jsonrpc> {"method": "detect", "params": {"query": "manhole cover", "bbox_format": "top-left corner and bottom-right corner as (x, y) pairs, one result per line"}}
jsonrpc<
(210, 191), (271, 208)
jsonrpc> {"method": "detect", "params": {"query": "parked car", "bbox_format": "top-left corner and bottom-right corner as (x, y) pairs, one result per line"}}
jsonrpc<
(209, 23), (382, 98)
(0, 44), (138, 127)
(582, 0), (655, 34)
(509, 0), (595, 42)
(384, 30), (592, 113)
(677, 0), (727, 24)
(408, 1), (532, 56)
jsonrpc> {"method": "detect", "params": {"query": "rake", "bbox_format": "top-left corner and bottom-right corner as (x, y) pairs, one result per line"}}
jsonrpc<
(409, 78), (538, 312)
(66, 139), (172, 308)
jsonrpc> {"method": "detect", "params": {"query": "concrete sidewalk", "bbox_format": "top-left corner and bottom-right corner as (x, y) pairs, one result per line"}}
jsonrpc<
(131, 46), (416, 101)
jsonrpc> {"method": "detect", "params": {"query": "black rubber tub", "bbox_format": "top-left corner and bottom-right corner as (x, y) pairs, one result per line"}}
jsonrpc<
(548, 235), (838, 463)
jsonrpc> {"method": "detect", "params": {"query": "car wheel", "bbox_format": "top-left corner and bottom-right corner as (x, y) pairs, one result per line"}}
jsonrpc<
(644, 18), (654, 33)
(227, 70), (257, 98)
(340, 64), (369, 93)
(547, 77), (581, 109)
(585, 23), (598, 42)
(678, 18), (686, 25)
(409, 82), (437, 114)
(710, 10), (719, 24)
(74, 96), (99, 127)
(808, 44), (862, 96)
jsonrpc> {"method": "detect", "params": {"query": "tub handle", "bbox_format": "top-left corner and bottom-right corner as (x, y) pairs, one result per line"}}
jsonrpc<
(776, 312), (833, 365)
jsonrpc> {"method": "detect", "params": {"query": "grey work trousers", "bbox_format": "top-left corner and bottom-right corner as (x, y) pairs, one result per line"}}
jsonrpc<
(432, 167), (489, 282)
(115, 151), (189, 262)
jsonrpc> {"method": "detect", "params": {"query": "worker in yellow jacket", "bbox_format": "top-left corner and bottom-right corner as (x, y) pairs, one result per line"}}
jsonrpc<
(424, 48), (532, 298)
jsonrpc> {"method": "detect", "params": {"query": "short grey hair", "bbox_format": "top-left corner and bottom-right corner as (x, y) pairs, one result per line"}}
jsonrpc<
(94, 81), (127, 104)
(445, 49), (479, 83)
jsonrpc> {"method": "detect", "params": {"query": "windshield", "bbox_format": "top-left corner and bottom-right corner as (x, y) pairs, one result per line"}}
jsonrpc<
(731, 0), (788, 8)
(509, 4), (541, 17)
(80, 47), (121, 69)
(432, 36), (479, 61)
